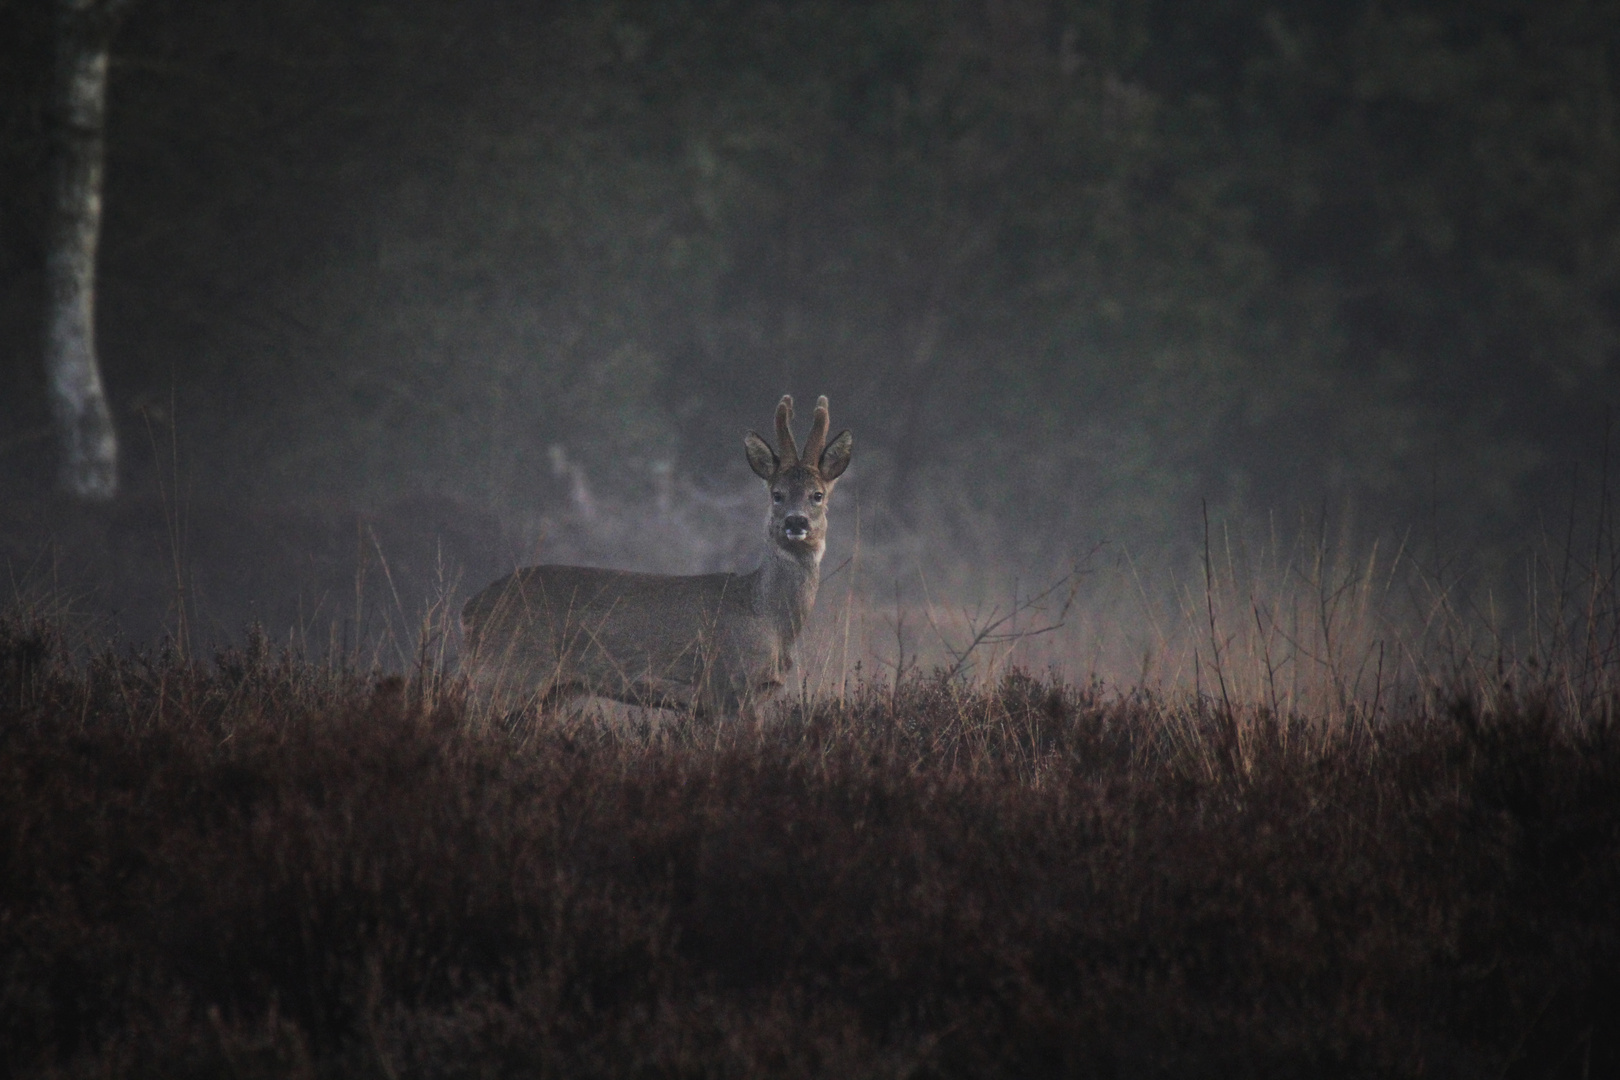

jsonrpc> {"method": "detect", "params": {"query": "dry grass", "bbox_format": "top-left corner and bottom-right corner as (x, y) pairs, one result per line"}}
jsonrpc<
(2, 605), (1618, 1078)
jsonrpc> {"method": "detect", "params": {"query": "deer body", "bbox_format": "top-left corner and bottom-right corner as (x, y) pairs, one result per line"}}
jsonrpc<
(461, 396), (851, 718)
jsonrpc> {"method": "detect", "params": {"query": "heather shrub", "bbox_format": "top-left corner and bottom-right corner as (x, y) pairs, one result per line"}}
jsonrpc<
(1, 619), (1616, 1078)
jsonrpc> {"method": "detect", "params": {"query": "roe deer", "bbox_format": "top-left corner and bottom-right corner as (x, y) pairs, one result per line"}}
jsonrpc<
(460, 395), (852, 719)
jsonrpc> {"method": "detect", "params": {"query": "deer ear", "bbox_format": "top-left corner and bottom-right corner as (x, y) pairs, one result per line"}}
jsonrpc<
(744, 431), (778, 480)
(819, 430), (852, 481)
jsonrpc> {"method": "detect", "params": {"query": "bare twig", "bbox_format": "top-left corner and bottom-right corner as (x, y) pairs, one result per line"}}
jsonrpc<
(1202, 500), (1234, 720)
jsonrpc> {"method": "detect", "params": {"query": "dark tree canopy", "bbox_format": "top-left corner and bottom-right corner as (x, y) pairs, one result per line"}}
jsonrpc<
(1, 0), (1616, 566)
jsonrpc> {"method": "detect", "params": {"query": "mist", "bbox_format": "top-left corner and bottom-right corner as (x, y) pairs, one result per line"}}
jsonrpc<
(4, 0), (1618, 692)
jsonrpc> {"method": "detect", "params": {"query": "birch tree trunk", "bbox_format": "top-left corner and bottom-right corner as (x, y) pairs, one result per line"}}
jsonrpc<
(44, 0), (130, 500)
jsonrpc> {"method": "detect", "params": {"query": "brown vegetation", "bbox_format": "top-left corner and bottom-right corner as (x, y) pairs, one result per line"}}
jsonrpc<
(2, 617), (1616, 1078)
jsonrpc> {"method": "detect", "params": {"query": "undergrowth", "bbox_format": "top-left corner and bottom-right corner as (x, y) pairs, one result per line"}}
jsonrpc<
(2, 618), (1617, 1078)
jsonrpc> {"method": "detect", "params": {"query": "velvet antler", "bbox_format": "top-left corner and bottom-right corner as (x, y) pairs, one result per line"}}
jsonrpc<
(774, 395), (799, 467)
(802, 395), (831, 465)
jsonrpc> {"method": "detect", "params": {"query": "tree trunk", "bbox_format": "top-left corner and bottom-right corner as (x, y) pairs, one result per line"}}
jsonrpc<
(44, 0), (126, 500)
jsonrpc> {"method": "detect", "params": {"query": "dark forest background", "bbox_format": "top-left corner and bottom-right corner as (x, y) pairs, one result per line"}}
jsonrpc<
(3, 0), (1619, 644)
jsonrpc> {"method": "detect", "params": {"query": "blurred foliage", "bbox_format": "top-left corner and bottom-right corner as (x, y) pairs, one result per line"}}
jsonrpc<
(1, 0), (1617, 564)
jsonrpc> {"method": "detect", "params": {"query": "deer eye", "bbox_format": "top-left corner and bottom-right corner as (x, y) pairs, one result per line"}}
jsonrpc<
(811, 491), (824, 503)
(772, 491), (784, 503)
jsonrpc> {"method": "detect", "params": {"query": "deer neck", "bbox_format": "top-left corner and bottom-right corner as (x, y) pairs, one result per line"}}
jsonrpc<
(754, 540), (822, 647)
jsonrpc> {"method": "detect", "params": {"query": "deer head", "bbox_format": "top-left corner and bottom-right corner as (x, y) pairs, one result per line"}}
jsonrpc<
(743, 395), (853, 559)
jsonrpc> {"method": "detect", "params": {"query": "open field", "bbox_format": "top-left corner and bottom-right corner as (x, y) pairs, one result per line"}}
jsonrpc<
(2, 611), (1617, 1079)
(6, 1), (1619, 1072)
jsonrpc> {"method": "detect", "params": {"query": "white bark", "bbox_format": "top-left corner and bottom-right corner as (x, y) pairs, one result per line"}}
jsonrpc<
(44, 0), (125, 500)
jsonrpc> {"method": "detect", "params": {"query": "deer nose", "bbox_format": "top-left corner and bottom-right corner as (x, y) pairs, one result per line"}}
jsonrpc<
(783, 514), (811, 539)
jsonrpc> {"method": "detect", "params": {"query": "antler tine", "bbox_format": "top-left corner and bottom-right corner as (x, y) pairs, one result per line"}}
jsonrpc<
(774, 394), (799, 466)
(803, 395), (830, 464)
